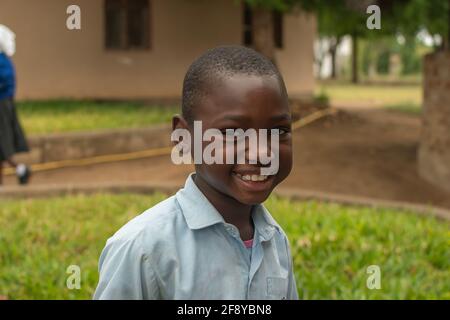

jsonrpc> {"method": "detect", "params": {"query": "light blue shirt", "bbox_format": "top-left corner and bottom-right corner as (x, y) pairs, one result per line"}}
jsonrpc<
(94, 174), (298, 300)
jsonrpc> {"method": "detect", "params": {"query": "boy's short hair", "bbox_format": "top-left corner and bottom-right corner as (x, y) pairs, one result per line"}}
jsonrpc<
(181, 45), (287, 124)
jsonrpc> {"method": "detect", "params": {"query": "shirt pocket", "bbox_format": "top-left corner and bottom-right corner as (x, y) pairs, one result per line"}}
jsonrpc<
(266, 276), (288, 300)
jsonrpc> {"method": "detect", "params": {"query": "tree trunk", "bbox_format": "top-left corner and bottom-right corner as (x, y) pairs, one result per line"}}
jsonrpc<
(351, 32), (359, 83)
(315, 40), (326, 80)
(251, 7), (276, 64)
(418, 52), (450, 192)
(330, 46), (337, 79)
(329, 37), (340, 79)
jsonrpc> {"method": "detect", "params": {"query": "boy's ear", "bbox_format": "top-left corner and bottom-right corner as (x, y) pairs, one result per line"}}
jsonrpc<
(171, 115), (191, 152)
(172, 115), (189, 131)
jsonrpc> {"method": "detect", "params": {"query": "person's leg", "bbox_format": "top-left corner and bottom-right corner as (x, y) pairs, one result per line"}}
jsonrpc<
(0, 161), (3, 185)
(5, 156), (31, 185)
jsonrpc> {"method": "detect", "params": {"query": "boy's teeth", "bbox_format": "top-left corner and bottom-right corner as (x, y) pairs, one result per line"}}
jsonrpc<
(235, 173), (268, 182)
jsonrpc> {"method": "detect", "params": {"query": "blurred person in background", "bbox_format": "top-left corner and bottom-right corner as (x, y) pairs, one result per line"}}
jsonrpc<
(0, 24), (31, 186)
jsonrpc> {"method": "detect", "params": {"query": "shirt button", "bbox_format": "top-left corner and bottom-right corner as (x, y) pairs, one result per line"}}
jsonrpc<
(224, 225), (235, 236)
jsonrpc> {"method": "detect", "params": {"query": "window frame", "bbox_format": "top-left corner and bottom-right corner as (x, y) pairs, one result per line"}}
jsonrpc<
(104, 0), (152, 51)
(242, 3), (284, 50)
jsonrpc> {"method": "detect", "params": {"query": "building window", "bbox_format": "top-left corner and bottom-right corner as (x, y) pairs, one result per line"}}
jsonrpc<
(243, 4), (253, 46)
(273, 10), (283, 49)
(105, 0), (150, 50)
(243, 4), (284, 49)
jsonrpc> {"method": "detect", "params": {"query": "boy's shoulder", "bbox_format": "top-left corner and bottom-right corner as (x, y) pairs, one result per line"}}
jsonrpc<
(105, 195), (184, 250)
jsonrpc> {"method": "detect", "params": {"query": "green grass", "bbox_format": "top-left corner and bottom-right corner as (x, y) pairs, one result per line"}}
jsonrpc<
(317, 82), (422, 114)
(15, 83), (423, 136)
(16, 100), (177, 135)
(0, 193), (448, 299)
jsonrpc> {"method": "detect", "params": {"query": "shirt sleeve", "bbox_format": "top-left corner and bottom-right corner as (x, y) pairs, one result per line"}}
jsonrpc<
(93, 237), (160, 300)
(285, 237), (299, 300)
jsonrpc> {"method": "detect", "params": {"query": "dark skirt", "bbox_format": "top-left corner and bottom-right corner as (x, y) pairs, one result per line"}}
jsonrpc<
(0, 97), (29, 161)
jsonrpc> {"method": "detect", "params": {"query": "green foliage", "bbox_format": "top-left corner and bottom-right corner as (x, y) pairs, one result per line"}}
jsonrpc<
(314, 89), (330, 105)
(243, 0), (384, 38)
(313, 0), (401, 39)
(395, 0), (449, 40)
(0, 193), (448, 299)
(399, 38), (423, 75)
(361, 35), (429, 79)
(311, 0), (449, 40)
(242, 0), (289, 11)
(376, 50), (391, 74)
(242, 0), (449, 48)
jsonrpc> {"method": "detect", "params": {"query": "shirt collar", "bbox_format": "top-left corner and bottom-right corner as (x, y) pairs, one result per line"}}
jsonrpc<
(176, 173), (281, 241)
(252, 204), (280, 241)
(176, 174), (225, 230)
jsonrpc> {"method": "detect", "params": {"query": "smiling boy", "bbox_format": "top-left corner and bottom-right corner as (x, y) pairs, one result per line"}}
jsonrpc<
(94, 46), (298, 300)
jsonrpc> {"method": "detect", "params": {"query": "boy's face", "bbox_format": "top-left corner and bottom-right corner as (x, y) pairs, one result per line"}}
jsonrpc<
(186, 74), (293, 205)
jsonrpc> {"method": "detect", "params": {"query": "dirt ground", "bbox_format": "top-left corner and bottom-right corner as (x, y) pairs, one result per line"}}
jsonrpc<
(4, 107), (450, 209)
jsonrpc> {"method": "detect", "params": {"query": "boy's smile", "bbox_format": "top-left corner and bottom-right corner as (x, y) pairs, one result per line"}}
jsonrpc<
(178, 74), (293, 207)
(231, 165), (276, 193)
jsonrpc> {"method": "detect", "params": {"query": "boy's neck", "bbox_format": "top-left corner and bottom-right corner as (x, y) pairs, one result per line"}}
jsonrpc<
(193, 174), (254, 238)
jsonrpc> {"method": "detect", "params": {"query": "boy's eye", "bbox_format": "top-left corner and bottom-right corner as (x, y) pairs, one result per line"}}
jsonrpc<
(221, 128), (239, 136)
(220, 129), (243, 141)
(219, 128), (291, 137)
(220, 128), (237, 135)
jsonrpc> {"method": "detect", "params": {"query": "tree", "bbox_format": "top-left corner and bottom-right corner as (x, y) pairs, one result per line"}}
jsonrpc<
(309, 0), (376, 83)
(314, 1), (355, 79)
(243, 0), (385, 83)
(393, 0), (449, 50)
(242, 0), (449, 80)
